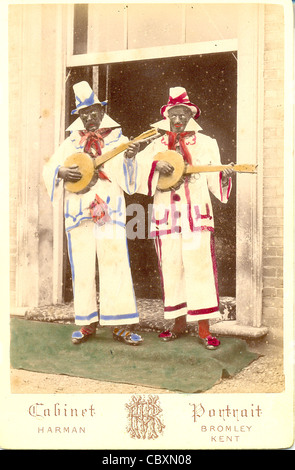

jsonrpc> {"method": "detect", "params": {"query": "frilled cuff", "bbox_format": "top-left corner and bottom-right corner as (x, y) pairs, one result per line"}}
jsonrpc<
(123, 157), (138, 195)
(50, 165), (62, 202)
(219, 172), (232, 203)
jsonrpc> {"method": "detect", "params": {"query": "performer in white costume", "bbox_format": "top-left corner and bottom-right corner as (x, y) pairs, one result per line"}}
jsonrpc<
(136, 87), (233, 349)
(43, 81), (146, 345)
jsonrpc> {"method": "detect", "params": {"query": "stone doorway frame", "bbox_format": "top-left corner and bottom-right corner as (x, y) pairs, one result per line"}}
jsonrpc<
(53, 4), (267, 338)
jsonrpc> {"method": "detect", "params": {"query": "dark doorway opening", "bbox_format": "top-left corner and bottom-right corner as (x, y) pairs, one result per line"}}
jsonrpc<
(64, 51), (237, 302)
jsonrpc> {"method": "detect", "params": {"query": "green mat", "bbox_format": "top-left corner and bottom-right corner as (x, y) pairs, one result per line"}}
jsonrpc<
(10, 318), (258, 393)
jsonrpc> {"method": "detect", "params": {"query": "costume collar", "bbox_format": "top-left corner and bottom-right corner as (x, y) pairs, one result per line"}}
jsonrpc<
(66, 113), (121, 132)
(150, 117), (202, 133)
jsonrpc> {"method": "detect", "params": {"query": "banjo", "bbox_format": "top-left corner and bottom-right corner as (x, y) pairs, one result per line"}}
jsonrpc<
(154, 150), (258, 191)
(64, 128), (159, 194)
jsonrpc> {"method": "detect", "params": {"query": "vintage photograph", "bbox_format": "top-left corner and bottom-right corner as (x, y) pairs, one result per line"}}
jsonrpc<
(1, 0), (294, 450)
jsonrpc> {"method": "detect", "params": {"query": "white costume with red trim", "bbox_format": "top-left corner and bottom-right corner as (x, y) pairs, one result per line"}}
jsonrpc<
(136, 116), (232, 322)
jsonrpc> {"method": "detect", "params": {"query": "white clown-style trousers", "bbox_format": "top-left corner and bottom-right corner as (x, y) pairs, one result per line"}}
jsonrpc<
(66, 221), (138, 326)
(154, 230), (222, 323)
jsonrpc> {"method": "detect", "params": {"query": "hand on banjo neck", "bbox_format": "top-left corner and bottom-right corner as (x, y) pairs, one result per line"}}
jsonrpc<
(154, 150), (257, 192)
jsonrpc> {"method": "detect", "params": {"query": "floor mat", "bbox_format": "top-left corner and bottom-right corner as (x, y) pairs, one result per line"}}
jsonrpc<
(10, 318), (259, 393)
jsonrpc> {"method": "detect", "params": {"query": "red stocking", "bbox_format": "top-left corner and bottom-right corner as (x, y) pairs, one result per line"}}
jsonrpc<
(198, 319), (210, 339)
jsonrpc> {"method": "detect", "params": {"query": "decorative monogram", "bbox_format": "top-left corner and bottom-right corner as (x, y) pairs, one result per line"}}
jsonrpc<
(125, 395), (165, 440)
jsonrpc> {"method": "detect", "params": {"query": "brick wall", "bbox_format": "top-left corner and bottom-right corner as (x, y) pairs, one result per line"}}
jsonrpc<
(262, 5), (285, 341)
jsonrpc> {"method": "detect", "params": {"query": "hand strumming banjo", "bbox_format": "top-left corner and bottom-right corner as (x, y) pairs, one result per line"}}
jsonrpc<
(64, 128), (159, 194)
(154, 150), (257, 191)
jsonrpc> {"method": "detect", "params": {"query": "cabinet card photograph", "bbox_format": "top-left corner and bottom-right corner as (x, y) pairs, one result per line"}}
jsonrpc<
(1, 0), (294, 451)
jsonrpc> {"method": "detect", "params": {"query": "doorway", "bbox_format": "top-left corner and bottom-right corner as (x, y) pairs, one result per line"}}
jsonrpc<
(64, 51), (237, 302)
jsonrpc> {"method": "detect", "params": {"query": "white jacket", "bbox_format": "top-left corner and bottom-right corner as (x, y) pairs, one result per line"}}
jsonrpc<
(135, 118), (232, 237)
(43, 117), (139, 233)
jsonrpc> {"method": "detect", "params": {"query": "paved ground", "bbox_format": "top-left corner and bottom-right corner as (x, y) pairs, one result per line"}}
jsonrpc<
(10, 298), (285, 394)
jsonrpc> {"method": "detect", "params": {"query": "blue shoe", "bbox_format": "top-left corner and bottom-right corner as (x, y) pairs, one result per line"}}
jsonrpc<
(113, 328), (143, 346)
(71, 323), (97, 344)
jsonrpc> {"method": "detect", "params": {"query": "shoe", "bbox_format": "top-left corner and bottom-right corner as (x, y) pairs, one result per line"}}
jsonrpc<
(198, 335), (220, 350)
(158, 330), (183, 342)
(112, 327), (143, 346)
(71, 322), (97, 344)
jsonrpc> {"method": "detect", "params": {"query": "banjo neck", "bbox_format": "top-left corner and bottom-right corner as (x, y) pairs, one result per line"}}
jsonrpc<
(185, 163), (257, 174)
(93, 128), (159, 169)
(154, 151), (258, 192)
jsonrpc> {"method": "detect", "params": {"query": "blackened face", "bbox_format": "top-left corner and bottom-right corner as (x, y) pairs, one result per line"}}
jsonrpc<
(168, 106), (193, 133)
(79, 104), (105, 131)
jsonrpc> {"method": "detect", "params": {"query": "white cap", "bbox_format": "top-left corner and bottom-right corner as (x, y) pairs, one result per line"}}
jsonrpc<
(71, 81), (107, 115)
(160, 86), (200, 119)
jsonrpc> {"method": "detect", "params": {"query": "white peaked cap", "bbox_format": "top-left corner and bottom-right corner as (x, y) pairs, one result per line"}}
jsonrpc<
(71, 81), (107, 115)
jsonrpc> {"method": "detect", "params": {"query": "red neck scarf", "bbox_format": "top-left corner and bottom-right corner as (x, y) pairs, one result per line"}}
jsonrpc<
(79, 128), (113, 182)
(166, 131), (195, 165)
(79, 128), (112, 157)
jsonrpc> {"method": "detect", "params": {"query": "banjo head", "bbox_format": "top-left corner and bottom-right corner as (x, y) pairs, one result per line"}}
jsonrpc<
(64, 152), (95, 193)
(154, 150), (185, 191)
